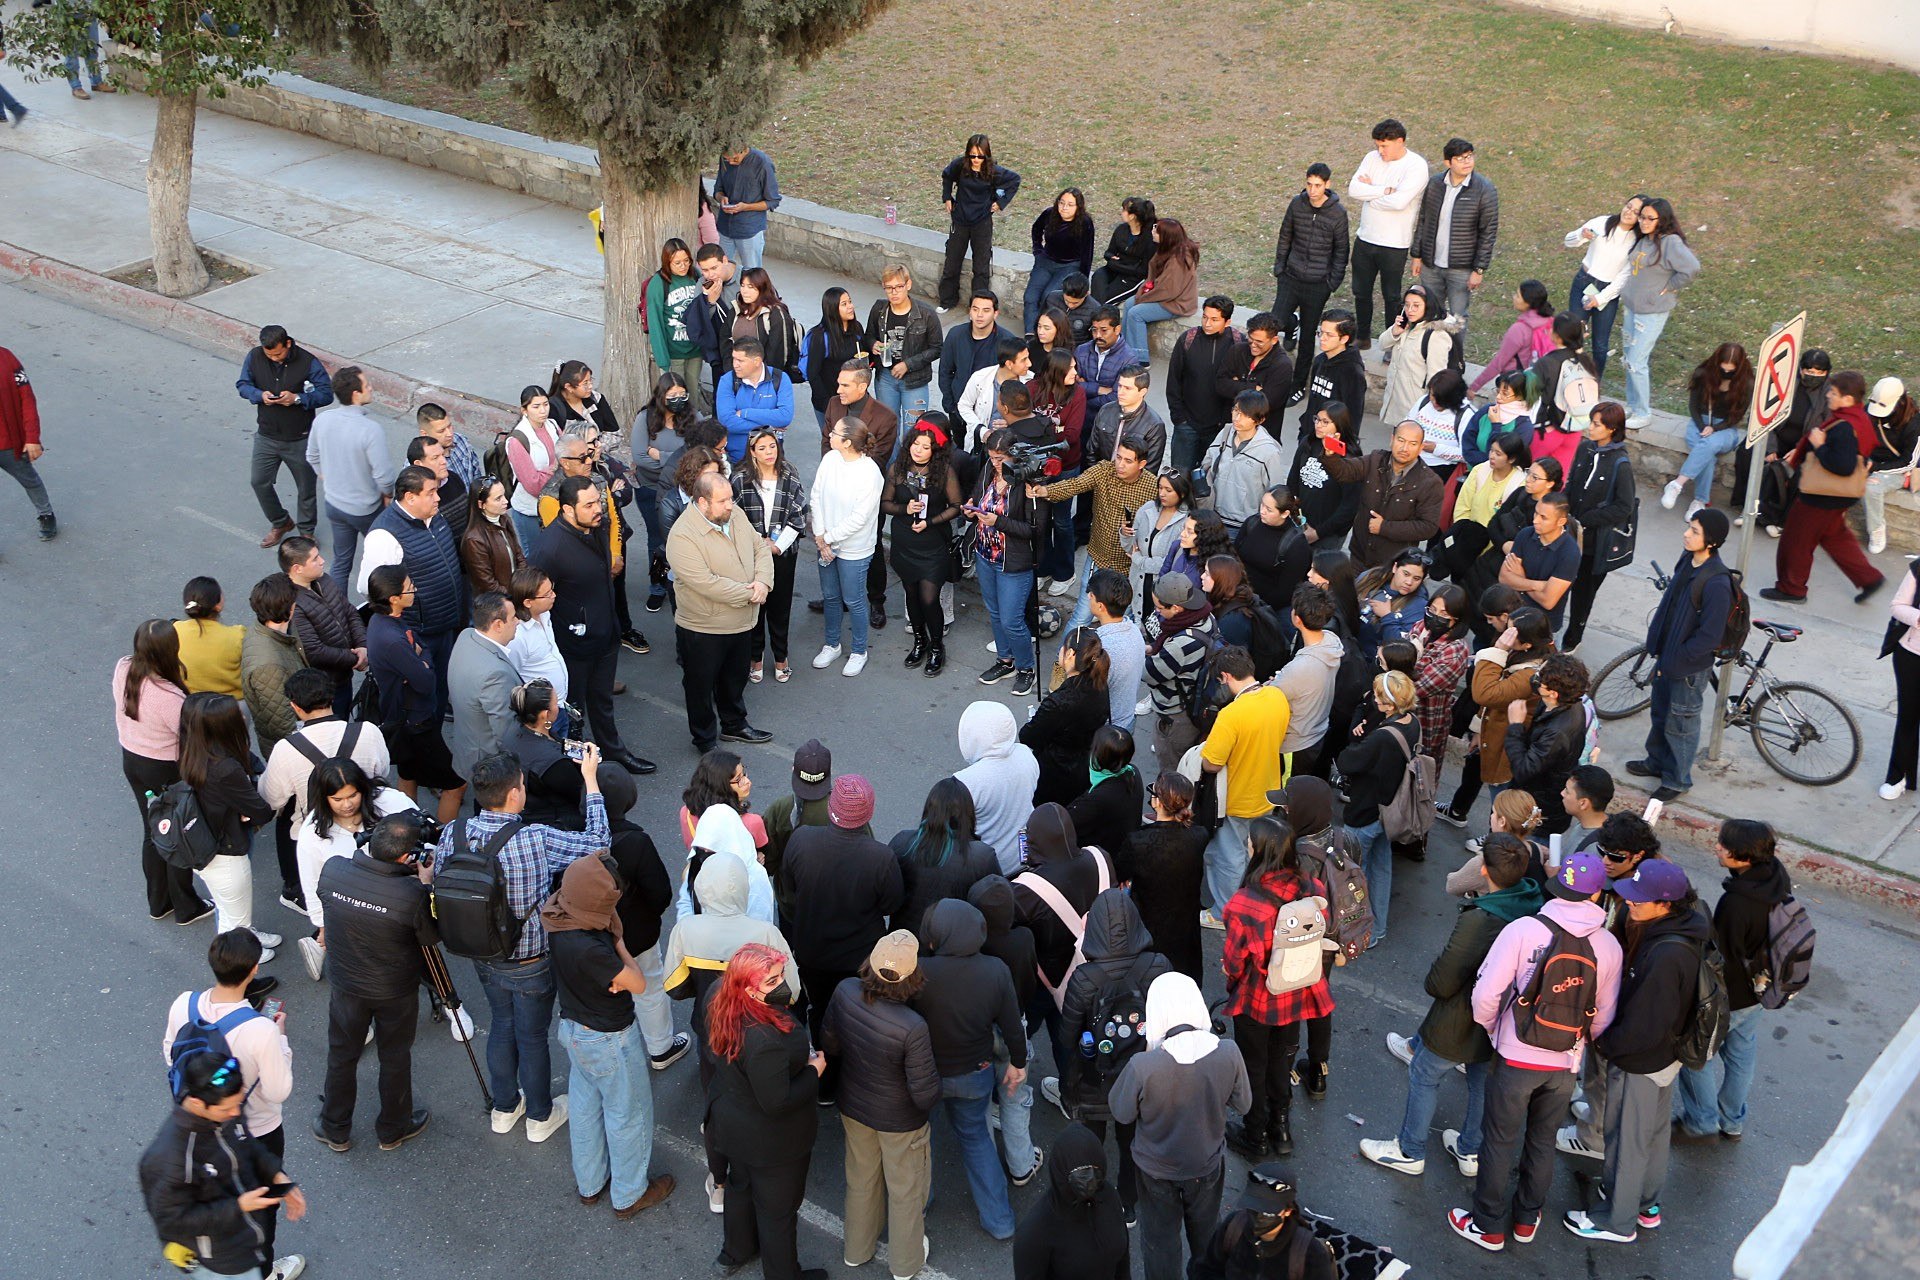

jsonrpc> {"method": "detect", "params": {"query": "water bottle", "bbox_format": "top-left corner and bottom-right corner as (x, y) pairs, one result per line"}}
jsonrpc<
(883, 198), (897, 226)
(1079, 1031), (1096, 1059)
(1547, 831), (1563, 875)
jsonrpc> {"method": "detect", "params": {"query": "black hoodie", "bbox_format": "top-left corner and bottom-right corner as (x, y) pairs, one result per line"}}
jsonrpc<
(1715, 857), (1793, 1011)
(1012, 804), (1112, 987)
(1059, 889), (1171, 1116)
(1295, 345), (1369, 448)
(891, 826), (999, 938)
(1117, 821), (1207, 983)
(1013, 1123), (1131, 1280)
(1595, 905), (1713, 1074)
(914, 898), (1029, 1076)
(970, 874), (1039, 1013)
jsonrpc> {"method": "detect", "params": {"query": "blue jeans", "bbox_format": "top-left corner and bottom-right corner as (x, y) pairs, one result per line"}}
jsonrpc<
(820, 553), (872, 654)
(976, 556), (1034, 670)
(1396, 1033), (1489, 1160)
(1351, 818), (1392, 943)
(1122, 299), (1177, 355)
(1619, 308), (1672, 419)
(0, 447), (53, 517)
(1024, 258), (1080, 331)
(1570, 269), (1621, 379)
(326, 501), (381, 594)
(1042, 464), (1081, 582)
(474, 955), (557, 1120)
(874, 371), (931, 423)
(1063, 551), (1100, 633)
(511, 509), (546, 559)
(0, 78), (24, 120)
(1644, 667), (1707, 791)
(716, 231), (764, 272)
(65, 21), (105, 89)
(1204, 815), (1256, 914)
(938, 1066), (1016, 1239)
(1680, 418), (1741, 504)
(1674, 1003), (1763, 1135)
(559, 1019), (655, 1207)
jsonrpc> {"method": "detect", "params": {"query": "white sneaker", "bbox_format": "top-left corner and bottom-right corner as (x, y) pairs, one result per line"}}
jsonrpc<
(1556, 1123), (1603, 1160)
(526, 1095), (569, 1142)
(1661, 479), (1685, 510)
(1385, 1031), (1416, 1065)
(1733, 514), (1745, 528)
(1571, 1097), (1593, 1124)
(447, 1005), (475, 1041)
(1881, 781), (1908, 801)
(251, 927), (283, 949)
(1134, 697), (1152, 716)
(705, 1172), (724, 1214)
(490, 1097), (525, 1133)
(1040, 1075), (1070, 1118)
(1359, 1137), (1425, 1175)
(843, 652), (868, 677)
(984, 639), (1001, 655)
(267, 1256), (307, 1280)
(297, 935), (324, 981)
(1765, 524), (1783, 539)
(1625, 414), (1653, 432)
(1871, 528), (1889, 554)
(258, 946), (276, 963)
(1443, 1129), (1479, 1177)
(811, 644), (842, 669)
(891, 1236), (930, 1280)
(1047, 578), (1075, 598)
(1684, 498), (1706, 520)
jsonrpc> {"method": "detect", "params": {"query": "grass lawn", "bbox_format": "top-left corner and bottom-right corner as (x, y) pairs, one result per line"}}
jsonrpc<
(290, 0), (1920, 409)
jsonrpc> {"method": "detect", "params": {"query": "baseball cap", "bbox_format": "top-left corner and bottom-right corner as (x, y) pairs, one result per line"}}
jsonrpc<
(1153, 575), (1196, 608)
(1548, 849), (1609, 900)
(1867, 376), (1906, 418)
(791, 738), (832, 802)
(829, 773), (875, 830)
(1239, 1163), (1299, 1214)
(868, 929), (919, 982)
(1611, 858), (1693, 903)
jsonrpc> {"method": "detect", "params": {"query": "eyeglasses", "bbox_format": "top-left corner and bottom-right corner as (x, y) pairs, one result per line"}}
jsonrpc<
(561, 453), (590, 463)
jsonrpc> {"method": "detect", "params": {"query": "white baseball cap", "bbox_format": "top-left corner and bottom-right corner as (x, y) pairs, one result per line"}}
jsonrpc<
(1867, 376), (1906, 418)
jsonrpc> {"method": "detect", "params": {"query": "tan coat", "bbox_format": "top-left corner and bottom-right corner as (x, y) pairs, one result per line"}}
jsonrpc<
(1469, 645), (1546, 786)
(665, 504), (775, 636)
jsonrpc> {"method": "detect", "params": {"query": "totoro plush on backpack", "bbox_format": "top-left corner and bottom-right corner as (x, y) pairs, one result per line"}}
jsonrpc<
(1266, 896), (1341, 996)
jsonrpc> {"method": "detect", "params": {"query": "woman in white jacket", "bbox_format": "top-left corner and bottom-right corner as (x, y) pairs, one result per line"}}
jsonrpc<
(809, 418), (886, 675)
(1377, 283), (1461, 425)
(676, 802), (778, 924)
(1563, 194), (1648, 380)
(293, 758), (416, 981)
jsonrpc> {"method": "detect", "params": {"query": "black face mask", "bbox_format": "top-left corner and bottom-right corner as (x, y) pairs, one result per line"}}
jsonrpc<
(1066, 1165), (1103, 1203)
(766, 981), (796, 1008)
(665, 396), (691, 415)
(1249, 1211), (1293, 1254)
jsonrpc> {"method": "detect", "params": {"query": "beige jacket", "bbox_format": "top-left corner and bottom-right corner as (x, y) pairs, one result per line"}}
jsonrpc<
(665, 504), (774, 635)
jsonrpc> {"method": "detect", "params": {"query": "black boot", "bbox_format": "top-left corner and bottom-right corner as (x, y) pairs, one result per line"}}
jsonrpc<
(1271, 1111), (1294, 1157)
(1226, 1119), (1270, 1161)
(924, 644), (946, 677)
(904, 632), (927, 668)
(1297, 1058), (1329, 1102)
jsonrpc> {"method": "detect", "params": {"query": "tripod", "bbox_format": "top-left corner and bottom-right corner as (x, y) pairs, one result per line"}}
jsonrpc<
(420, 943), (491, 1112)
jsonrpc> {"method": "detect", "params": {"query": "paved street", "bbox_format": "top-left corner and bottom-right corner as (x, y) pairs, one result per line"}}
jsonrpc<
(5, 274), (1920, 1279)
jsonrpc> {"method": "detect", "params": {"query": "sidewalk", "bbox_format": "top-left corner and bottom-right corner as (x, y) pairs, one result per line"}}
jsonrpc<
(4, 73), (1917, 900)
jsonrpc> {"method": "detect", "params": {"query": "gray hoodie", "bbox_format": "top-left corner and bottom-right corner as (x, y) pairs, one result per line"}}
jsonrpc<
(1109, 972), (1251, 1180)
(661, 853), (798, 998)
(1271, 631), (1343, 753)
(954, 701), (1041, 874)
(1619, 234), (1701, 315)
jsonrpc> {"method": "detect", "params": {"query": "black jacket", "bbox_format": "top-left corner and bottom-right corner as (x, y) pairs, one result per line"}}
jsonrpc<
(780, 824), (906, 972)
(890, 827), (999, 938)
(1504, 699), (1586, 828)
(1168, 326), (1247, 435)
(1190, 1209), (1336, 1280)
(1715, 857), (1792, 1011)
(1296, 346), (1369, 446)
(1272, 189), (1351, 290)
(1566, 439), (1637, 570)
(1013, 806), (1111, 986)
(862, 297), (942, 391)
(1336, 714), (1419, 826)
(1116, 821), (1207, 982)
(1098, 222), (1154, 295)
(969, 875), (1039, 1013)
(703, 1007), (819, 1165)
(532, 515), (619, 658)
(940, 322), (1019, 418)
(970, 464), (1049, 576)
(1288, 437), (1361, 544)
(1059, 890), (1170, 1117)
(1084, 402), (1169, 474)
(139, 1108), (283, 1275)
(1411, 171), (1500, 273)
(1215, 346), (1296, 436)
(914, 898), (1029, 1075)
(1325, 449), (1445, 567)
(1644, 551), (1735, 679)
(289, 574), (366, 683)
(1014, 1124), (1132, 1280)
(1066, 769), (1145, 861)
(1021, 674), (1109, 808)
(506, 724), (585, 830)
(1417, 880), (1546, 1063)
(820, 978), (942, 1133)
(195, 754), (275, 859)
(1235, 517), (1311, 616)
(316, 850), (435, 1000)
(1596, 906), (1712, 1073)
(609, 817), (673, 955)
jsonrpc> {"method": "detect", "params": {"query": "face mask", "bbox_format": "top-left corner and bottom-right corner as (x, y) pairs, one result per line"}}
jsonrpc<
(1066, 1165), (1103, 1203)
(1249, 1212), (1292, 1254)
(765, 981), (796, 1008)
(665, 396), (691, 415)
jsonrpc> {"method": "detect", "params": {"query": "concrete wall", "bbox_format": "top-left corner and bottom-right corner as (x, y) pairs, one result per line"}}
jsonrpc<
(1507, 0), (1920, 71)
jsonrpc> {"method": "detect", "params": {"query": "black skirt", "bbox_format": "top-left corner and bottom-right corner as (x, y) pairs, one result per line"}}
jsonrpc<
(389, 721), (464, 791)
(889, 513), (954, 584)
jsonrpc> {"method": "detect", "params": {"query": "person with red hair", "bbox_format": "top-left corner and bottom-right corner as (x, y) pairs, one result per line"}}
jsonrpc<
(704, 943), (828, 1280)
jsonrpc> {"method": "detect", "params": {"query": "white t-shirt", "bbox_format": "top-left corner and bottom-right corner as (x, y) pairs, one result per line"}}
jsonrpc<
(163, 990), (294, 1136)
(1348, 149), (1429, 249)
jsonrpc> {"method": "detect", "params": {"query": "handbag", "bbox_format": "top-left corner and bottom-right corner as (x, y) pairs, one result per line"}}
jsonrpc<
(1797, 449), (1870, 499)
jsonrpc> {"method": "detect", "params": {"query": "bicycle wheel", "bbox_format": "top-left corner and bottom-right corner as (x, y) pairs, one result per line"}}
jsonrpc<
(1592, 646), (1658, 720)
(1747, 681), (1861, 786)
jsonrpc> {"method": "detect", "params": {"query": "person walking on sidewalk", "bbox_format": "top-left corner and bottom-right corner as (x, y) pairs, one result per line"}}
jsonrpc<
(1764, 370), (1888, 605)
(1628, 508), (1734, 803)
(938, 135), (1021, 311)
(0, 36), (29, 126)
(237, 325), (333, 548)
(0, 344), (56, 544)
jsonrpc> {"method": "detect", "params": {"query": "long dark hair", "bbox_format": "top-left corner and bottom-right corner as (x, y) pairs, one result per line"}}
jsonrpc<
(1032, 347), (1077, 414)
(308, 757), (377, 841)
(1150, 217), (1199, 274)
(1690, 344), (1755, 420)
(1507, 605), (1556, 657)
(1062, 626), (1111, 693)
(960, 133), (998, 183)
(1637, 197), (1686, 263)
(1186, 511), (1233, 563)
(887, 422), (952, 503)
(645, 371), (690, 442)
(683, 750), (746, 818)
(178, 692), (251, 790)
(1518, 279), (1554, 318)
(819, 286), (860, 338)
(1204, 554), (1257, 613)
(1033, 307), (1075, 357)
(657, 236), (691, 280)
(124, 618), (187, 721)
(1400, 282), (1448, 326)
(904, 776), (978, 869)
(1425, 582), (1471, 644)
(1240, 816), (1302, 891)
(1313, 400), (1360, 456)
(1603, 193), (1654, 238)
(1121, 195), (1157, 234)
(1044, 187), (1091, 235)
(548, 359), (592, 405)
(1310, 549), (1362, 639)
(738, 266), (785, 319)
(180, 576), (223, 626)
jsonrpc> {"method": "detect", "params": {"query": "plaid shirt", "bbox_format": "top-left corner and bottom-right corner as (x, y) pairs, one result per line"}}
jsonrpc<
(731, 462), (812, 542)
(436, 794), (609, 960)
(446, 432), (486, 489)
(1222, 870), (1335, 1026)
(1038, 460), (1160, 574)
(1410, 623), (1471, 758)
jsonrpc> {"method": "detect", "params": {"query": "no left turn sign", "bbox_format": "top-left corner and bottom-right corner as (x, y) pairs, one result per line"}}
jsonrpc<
(1749, 311), (1807, 447)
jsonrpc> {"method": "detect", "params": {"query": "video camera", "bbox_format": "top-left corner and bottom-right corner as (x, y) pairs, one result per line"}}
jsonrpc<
(1002, 439), (1067, 486)
(354, 812), (444, 867)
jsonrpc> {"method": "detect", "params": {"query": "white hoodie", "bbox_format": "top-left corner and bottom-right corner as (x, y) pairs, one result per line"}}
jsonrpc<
(676, 804), (777, 925)
(953, 701), (1041, 875)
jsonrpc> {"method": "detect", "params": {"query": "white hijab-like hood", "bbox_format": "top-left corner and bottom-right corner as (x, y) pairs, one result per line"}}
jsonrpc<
(1143, 971), (1219, 1066)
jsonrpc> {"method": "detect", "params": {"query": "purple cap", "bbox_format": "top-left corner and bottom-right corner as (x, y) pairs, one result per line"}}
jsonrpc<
(1548, 850), (1609, 899)
(1611, 859), (1693, 904)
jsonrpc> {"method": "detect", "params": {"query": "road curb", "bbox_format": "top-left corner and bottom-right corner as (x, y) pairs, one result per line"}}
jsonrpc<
(0, 239), (518, 439)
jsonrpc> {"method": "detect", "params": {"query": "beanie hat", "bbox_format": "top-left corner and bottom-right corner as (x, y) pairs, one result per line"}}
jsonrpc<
(1692, 506), (1731, 551)
(829, 774), (875, 830)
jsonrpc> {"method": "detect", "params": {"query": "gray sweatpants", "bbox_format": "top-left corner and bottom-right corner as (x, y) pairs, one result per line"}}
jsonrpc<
(1600, 1062), (1678, 1235)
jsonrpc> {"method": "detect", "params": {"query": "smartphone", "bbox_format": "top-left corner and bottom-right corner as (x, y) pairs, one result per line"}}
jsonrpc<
(563, 739), (589, 762)
(260, 996), (284, 1020)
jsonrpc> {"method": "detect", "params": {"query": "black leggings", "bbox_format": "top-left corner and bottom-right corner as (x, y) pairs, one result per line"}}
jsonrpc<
(1891, 645), (1920, 789)
(1234, 1016), (1302, 1135)
(1561, 556), (1607, 650)
(900, 575), (944, 648)
(1080, 1116), (1140, 1212)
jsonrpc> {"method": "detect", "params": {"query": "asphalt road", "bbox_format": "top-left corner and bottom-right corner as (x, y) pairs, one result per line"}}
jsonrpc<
(3, 280), (1917, 1280)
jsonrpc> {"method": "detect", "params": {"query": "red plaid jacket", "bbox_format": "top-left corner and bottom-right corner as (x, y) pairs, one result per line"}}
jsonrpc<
(1222, 870), (1335, 1026)
(1411, 625), (1470, 759)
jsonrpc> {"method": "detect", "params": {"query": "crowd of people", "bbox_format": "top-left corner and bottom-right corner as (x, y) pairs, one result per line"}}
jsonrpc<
(93, 118), (1864, 1280)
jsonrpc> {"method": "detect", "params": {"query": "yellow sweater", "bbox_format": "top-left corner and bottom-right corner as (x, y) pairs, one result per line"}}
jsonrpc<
(174, 619), (246, 697)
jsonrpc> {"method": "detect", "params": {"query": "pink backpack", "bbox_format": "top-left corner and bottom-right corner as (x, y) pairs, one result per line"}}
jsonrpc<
(1527, 317), (1557, 365)
(1014, 847), (1113, 1010)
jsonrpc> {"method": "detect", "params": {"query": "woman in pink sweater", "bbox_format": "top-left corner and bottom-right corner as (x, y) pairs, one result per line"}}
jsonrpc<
(1469, 280), (1557, 395)
(114, 619), (206, 923)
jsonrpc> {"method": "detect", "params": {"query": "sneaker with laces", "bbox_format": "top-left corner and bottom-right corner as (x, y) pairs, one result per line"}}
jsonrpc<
(526, 1095), (570, 1142)
(1881, 781), (1908, 801)
(1442, 1129), (1479, 1177)
(266, 1255), (307, 1280)
(1011, 669), (1037, 695)
(252, 928), (283, 949)
(1562, 1209), (1634, 1242)
(1463, 836), (1484, 856)
(1661, 478), (1685, 510)
(650, 1032), (692, 1070)
(1039, 1076), (1070, 1119)
(1199, 909), (1226, 931)
(278, 891), (306, 914)
(1447, 1208), (1504, 1252)
(491, 1098), (526, 1133)
(1432, 801), (1467, 827)
(1359, 1137), (1424, 1175)
(1638, 1204), (1662, 1230)
(447, 1006), (475, 1041)
(705, 1172), (724, 1213)
(1556, 1123), (1603, 1160)
(1511, 1216), (1540, 1244)
(297, 936), (325, 981)
(978, 657), (1015, 684)
(1009, 1148), (1045, 1187)
(843, 652), (868, 677)
(812, 644), (843, 669)
(1385, 1031), (1415, 1065)
(1047, 577), (1075, 598)
(258, 946), (277, 963)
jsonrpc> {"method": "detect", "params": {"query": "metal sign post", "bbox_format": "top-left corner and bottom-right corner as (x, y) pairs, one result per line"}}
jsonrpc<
(1708, 311), (1805, 759)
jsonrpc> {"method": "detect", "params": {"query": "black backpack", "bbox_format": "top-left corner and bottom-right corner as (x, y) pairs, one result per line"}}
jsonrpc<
(1240, 599), (1290, 680)
(167, 991), (266, 1105)
(287, 721), (364, 769)
(1510, 916), (1601, 1052)
(1082, 952), (1157, 1091)
(1663, 934), (1731, 1072)
(431, 818), (528, 960)
(1690, 561), (1751, 659)
(1182, 636), (1230, 733)
(147, 782), (222, 871)
(483, 423), (525, 498)
(1754, 896), (1817, 1009)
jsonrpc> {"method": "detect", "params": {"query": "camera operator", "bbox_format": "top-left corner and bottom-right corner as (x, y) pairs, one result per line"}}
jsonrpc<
(968, 428), (1050, 695)
(504, 678), (588, 831)
(311, 811), (439, 1153)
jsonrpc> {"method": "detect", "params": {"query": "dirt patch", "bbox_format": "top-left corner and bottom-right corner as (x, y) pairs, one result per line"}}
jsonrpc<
(1889, 179), (1920, 231)
(106, 250), (255, 296)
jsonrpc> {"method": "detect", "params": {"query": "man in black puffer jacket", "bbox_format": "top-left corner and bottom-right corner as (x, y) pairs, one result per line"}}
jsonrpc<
(1503, 653), (1591, 836)
(1270, 166), (1350, 400)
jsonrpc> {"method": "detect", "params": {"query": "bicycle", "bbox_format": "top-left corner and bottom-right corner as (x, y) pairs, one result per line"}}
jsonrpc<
(1589, 564), (1861, 785)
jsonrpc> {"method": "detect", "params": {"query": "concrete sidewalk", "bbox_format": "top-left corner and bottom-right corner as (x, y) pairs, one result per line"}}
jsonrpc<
(4, 71), (1917, 897)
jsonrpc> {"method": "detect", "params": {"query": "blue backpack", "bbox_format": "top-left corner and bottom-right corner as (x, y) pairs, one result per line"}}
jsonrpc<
(167, 991), (265, 1106)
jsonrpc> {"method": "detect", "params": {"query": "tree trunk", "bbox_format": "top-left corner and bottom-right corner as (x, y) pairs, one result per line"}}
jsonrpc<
(148, 84), (209, 297)
(598, 153), (696, 423)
